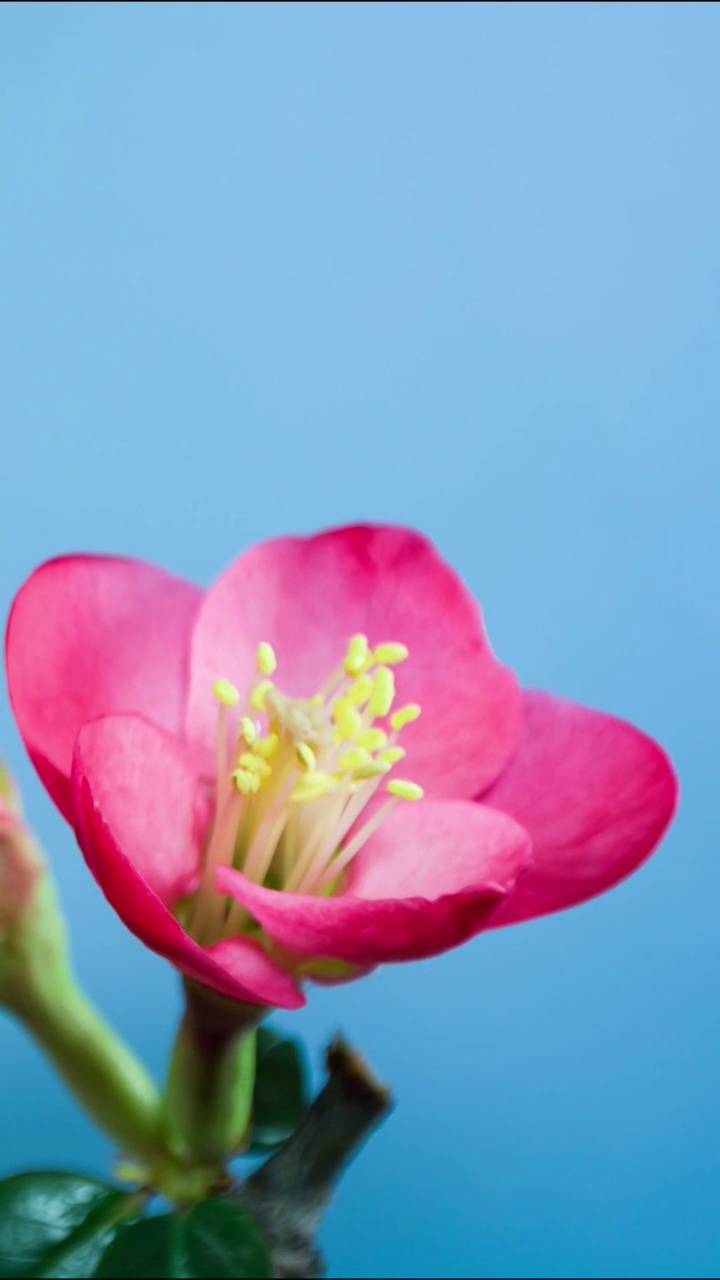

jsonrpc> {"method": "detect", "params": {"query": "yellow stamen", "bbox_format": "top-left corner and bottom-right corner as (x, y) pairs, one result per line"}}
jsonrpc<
(196, 628), (424, 937)
(251, 679), (275, 710)
(390, 703), (421, 730)
(344, 633), (369, 675)
(352, 760), (391, 781)
(232, 768), (261, 796)
(239, 716), (257, 744)
(337, 747), (371, 772)
(296, 742), (316, 771)
(347, 674), (373, 705)
(213, 678), (239, 707)
(295, 770), (332, 788)
(387, 779), (424, 801)
(238, 753), (271, 779)
(368, 666), (395, 719)
(332, 697), (362, 739)
(356, 727), (388, 751)
(291, 784), (332, 803)
(373, 642), (409, 665)
(290, 770), (336, 803)
(254, 733), (279, 759)
(257, 641), (277, 675)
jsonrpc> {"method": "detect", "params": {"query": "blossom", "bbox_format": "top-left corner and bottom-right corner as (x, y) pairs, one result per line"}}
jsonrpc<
(5, 526), (676, 1009)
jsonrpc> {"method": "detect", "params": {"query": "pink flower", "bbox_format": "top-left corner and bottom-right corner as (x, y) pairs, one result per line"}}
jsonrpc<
(5, 526), (677, 1010)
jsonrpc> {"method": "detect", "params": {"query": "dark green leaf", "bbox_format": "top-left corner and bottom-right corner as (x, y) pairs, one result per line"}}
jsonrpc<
(94, 1201), (271, 1279)
(0, 1171), (140, 1279)
(92, 1217), (175, 1279)
(179, 1201), (271, 1278)
(250, 1025), (309, 1151)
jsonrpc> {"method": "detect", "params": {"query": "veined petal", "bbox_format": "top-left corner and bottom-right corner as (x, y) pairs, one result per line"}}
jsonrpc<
(6, 555), (202, 821)
(217, 800), (531, 967)
(71, 714), (303, 1009)
(481, 691), (678, 925)
(188, 524), (522, 799)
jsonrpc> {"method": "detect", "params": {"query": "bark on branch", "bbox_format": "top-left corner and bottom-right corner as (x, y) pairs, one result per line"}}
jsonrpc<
(239, 1037), (392, 1278)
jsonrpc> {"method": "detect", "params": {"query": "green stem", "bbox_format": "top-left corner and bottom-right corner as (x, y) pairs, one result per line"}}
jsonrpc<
(16, 972), (162, 1159)
(0, 879), (162, 1159)
(163, 980), (261, 1165)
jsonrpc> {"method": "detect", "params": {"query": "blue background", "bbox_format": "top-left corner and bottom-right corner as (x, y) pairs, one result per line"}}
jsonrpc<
(0, 3), (717, 1276)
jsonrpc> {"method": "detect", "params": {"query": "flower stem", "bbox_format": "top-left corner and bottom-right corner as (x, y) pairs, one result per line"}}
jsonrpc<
(17, 972), (162, 1158)
(0, 879), (162, 1159)
(162, 979), (262, 1165)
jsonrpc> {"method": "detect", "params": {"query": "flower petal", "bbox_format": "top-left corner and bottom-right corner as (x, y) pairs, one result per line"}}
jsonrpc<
(217, 800), (531, 967)
(188, 524), (521, 798)
(481, 691), (678, 925)
(71, 714), (304, 1009)
(6, 555), (202, 821)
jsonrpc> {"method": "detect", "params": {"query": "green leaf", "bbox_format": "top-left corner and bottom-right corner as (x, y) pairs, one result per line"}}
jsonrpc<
(92, 1217), (174, 1279)
(250, 1025), (309, 1151)
(0, 1172), (140, 1279)
(179, 1202), (271, 1279)
(93, 1201), (271, 1279)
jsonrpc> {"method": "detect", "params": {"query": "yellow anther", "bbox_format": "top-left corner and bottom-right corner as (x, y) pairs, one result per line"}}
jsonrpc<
(291, 783), (333, 804)
(213, 678), (239, 707)
(337, 747), (371, 772)
(368, 666), (395, 719)
(389, 703), (422, 731)
(373, 642), (409, 665)
(238, 753), (271, 779)
(256, 641), (277, 676)
(308, 694), (324, 706)
(344, 634), (369, 675)
(232, 768), (261, 796)
(387, 779), (424, 801)
(347, 674), (373, 705)
(378, 746), (406, 765)
(295, 770), (332, 789)
(239, 716), (257, 745)
(254, 732), (279, 759)
(332, 697), (362, 739)
(331, 695), (353, 722)
(352, 760), (391, 781)
(251, 680), (275, 710)
(356, 727), (388, 751)
(296, 742), (316, 771)
(290, 770), (336, 803)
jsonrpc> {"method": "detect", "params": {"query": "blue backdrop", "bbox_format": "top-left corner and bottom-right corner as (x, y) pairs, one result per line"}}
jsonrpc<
(0, 4), (717, 1276)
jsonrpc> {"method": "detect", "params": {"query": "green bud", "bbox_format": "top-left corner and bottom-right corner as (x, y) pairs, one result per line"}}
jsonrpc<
(0, 761), (46, 956)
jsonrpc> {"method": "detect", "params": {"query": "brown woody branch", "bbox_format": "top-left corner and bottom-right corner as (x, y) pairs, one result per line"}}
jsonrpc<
(239, 1037), (392, 1278)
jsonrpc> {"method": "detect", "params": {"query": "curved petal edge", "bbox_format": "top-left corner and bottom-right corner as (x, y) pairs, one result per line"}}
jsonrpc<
(481, 690), (678, 926)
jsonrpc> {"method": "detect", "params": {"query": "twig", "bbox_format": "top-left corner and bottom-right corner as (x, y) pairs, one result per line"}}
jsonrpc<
(239, 1036), (392, 1278)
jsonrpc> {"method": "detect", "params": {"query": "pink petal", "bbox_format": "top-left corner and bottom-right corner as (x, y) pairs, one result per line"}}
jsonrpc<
(73, 715), (204, 905)
(187, 524), (521, 799)
(200, 936), (305, 1009)
(217, 800), (531, 967)
(71, 714), (303, 1009)
(481, 691), (678, 926)
(6, 555), (202, 820)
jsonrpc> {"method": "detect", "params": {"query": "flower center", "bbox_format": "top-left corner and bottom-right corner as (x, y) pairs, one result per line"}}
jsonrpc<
(189, 634), (423, 944)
